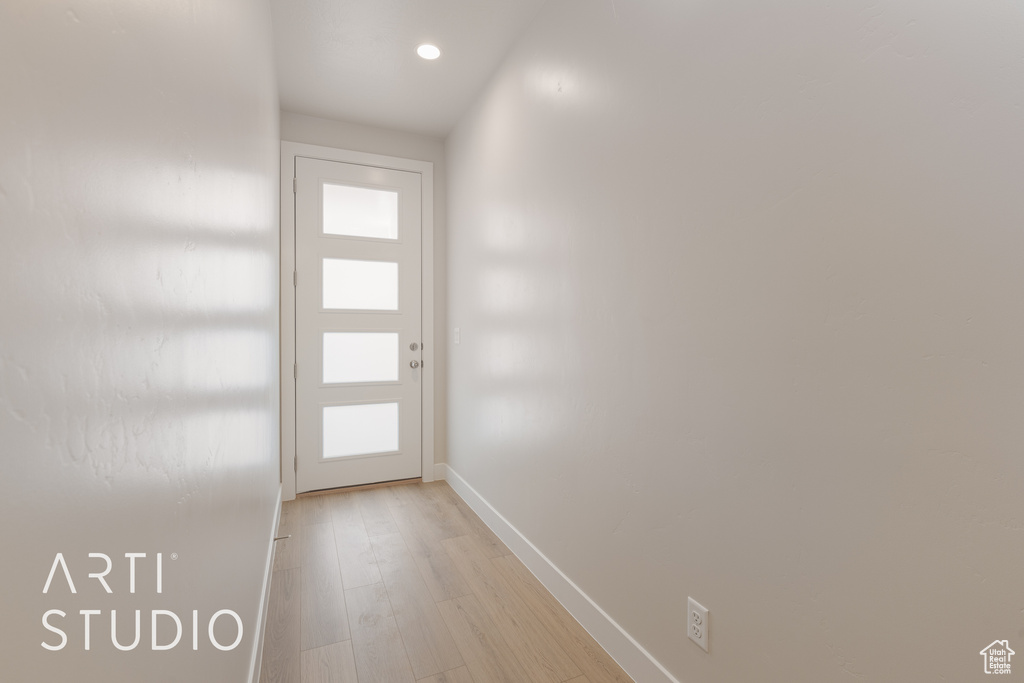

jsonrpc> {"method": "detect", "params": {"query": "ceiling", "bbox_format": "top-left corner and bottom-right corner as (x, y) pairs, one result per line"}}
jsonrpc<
(269, 0), (550, 137)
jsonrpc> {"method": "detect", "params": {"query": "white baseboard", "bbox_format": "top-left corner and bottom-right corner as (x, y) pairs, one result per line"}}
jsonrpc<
(248, 484), (283, 683)
(442, 466), (680, 683)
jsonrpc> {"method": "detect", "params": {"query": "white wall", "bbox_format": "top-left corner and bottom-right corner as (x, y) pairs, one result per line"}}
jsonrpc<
(446, 1), (1024, 681)
(281, 111), (449, 464)
(0, 2), (280, 681)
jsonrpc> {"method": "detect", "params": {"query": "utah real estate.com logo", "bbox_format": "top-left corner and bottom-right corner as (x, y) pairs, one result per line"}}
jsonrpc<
(980, 640), (1014, 675)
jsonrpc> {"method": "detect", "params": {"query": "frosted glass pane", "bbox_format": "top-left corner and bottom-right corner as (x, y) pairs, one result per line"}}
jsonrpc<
(323, 259), (398, 310)
(323, 332), (398, 383)
(323, 403), (399, 458)
(323, 183), (399, 239)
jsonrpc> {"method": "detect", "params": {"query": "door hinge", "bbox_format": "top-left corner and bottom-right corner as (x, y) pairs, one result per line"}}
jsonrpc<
(293, 270), (297, 287)
(292, 177), (297, 194)
(293, 362), (297, 380)
(294, 457), (298, 473)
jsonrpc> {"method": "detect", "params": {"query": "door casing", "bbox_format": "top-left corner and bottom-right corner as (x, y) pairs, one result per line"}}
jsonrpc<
(280, 141), (435, 501)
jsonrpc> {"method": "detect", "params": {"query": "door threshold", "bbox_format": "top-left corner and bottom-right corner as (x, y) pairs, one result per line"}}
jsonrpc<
(297, 477), (422, 497)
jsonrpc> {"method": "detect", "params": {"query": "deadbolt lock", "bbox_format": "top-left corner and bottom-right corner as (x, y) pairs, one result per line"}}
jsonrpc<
(410, 342), (419, 351)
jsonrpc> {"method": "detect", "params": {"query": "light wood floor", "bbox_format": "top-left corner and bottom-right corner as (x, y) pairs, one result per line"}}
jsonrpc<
(259, 480), (634, 683)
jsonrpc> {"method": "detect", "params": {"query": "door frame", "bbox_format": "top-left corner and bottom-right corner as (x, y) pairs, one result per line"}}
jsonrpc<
(280, 141), (435, 501)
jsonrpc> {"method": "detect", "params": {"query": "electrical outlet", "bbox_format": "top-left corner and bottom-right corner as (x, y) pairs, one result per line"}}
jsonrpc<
(454, 327), (461, 345)
(688, 597), (709, 652)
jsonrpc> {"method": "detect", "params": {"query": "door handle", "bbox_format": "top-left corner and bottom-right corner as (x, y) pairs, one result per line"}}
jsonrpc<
(410, 360), (420, 369)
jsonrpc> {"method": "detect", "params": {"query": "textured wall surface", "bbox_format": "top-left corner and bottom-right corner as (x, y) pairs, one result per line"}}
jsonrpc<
(446, 1), (1024, 680)
(0, 2), (280, 680)
(281, 111), (449, 465)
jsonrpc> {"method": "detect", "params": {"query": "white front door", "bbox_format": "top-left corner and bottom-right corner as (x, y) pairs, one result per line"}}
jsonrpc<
(294, 156), (423, 492)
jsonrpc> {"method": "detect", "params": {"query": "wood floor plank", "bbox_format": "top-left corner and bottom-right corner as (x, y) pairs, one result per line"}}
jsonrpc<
(371, 532), (464, 678)
(388, 499), (473, 602)
(490, 556), (633, 683)
(380, 479), (422, 511)
(301, 522), (350, 650)
(564, 677), (592, 683)
(412, 482), (476, 540)
(274, 500), (302, 571)
(302, 494), (334, 526)
(424, 484), (509, 558)
(437, 594), (531, 683)
(345, 582), (416, 683)
(260, 568), (300, 683)
(442, 535), (580, 683)
(301, 641), (359, 683)
(333, 494), (382, 590)
(416, 666), (475, 683)
(356, 488), (400, 537)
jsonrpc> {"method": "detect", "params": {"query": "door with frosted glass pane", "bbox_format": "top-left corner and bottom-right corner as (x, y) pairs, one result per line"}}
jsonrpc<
(295, 157), (422, 492)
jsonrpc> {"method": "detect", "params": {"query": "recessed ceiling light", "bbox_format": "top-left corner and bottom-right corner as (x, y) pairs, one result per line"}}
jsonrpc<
(417, 44), (441, 60)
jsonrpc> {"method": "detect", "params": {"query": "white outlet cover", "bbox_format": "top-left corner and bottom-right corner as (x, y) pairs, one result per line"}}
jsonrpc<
(688, 596), (709, 652)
